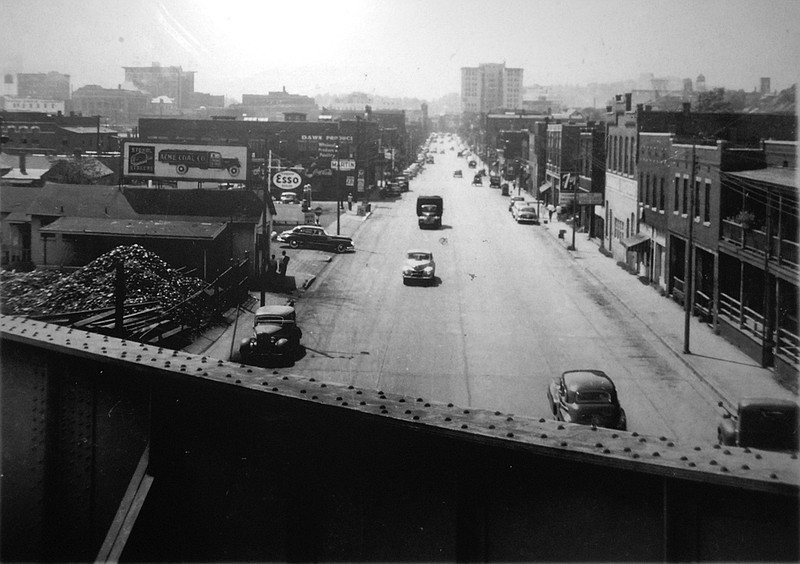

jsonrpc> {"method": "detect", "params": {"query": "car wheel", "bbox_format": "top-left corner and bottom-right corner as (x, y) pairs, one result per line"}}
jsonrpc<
(336, 243), (347, 253)
(289, 239), (300, 249)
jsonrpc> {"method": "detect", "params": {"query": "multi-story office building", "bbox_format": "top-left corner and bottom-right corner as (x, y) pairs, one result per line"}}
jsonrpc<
(461, 63), (524, 113)
(17, 72), (71, 101)
(123, 63), (195, 108)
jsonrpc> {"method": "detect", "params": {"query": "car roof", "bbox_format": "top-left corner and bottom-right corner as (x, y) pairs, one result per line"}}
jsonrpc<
(562, 370), (615, 391)
(738, 398), (799, 411)
(407, 249), (432, 255)
(255, 305), (295, 317)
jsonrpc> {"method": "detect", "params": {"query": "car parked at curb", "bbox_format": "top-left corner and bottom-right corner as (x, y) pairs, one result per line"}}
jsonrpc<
(277, 225), (354, 253)
(280, 192), (298, 204)
(402, 249), (436, 285)
(717, 398), (799, 452)
(547, 370), (627, 430)
(508, 196), (525, 211)
(239, 305), (302, 364)
(514, 205), (540, 224)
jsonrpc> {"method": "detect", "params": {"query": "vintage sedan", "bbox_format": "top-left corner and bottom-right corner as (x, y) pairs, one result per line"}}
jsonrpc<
(277, 225), (354, 253)
(402, 249), (436, 285)
(453, 169), (463, 178)
(508, 195), (525, 211)
(239, 305), (302, 364)
(547, 370), (627, 430)
(515, 205), (540, 224)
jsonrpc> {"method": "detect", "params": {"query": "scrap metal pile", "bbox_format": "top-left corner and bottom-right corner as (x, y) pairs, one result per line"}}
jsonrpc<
(1, 245), (212, 341)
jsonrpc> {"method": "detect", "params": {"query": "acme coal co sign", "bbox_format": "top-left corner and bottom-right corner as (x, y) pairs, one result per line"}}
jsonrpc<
(123, 142), (249, 183)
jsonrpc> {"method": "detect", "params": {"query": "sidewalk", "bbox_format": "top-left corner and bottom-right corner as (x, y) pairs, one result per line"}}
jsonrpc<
(183, 206), (370, 357)
(540, 214), (797, 407)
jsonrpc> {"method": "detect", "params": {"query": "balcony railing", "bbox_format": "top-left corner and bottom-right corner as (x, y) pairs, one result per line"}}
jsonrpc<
(721, 220), (798, 270)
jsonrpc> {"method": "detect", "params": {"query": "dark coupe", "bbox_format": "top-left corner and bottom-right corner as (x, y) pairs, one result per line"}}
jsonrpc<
(277, 225), (354, 253)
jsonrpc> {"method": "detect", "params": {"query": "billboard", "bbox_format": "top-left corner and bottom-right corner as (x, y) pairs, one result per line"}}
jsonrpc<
(123, 142), (249, 183)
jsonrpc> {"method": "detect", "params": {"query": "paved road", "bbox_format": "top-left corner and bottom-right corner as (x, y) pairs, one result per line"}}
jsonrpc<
(291, 143), (724, 444)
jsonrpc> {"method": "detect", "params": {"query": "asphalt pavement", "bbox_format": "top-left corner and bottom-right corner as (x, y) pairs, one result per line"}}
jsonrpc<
(186, 193), (796, 409)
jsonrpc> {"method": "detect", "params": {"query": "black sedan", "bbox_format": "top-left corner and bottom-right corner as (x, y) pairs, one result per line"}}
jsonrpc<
(547, 369), (627, 430)
(277, 225), (354, 253)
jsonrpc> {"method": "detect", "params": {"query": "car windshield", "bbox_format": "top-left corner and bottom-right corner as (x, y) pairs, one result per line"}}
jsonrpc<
(408, 252), (431, 261)
(520, 207), (537, 213)
(255, 315), (291, 325)
(575, 390), (612, 403)
(421, 205), (437, 213)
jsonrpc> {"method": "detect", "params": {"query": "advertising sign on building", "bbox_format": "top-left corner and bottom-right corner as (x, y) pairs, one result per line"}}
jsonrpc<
(577, 192), (604, 206)
(123, 142), (249, 183)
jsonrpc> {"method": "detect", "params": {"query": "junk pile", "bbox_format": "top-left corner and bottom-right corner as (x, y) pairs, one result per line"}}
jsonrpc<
(1, 245), (213, 343)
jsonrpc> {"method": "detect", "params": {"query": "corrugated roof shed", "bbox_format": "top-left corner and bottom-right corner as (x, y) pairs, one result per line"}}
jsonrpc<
(40, 217), (227, 240)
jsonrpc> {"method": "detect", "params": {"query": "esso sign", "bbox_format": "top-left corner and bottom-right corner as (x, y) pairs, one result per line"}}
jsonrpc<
(272, 170), (302, 190)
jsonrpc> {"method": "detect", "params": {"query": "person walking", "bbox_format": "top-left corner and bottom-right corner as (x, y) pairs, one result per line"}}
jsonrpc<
(279, 251), (290, 277)
(547, 203), (555, 222)
(347, 193), (353, 211)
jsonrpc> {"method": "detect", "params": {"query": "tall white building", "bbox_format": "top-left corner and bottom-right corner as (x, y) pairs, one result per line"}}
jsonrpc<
(461, 63), (523, 113)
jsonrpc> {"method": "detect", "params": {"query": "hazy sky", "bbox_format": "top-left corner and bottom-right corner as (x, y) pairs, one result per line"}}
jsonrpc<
(2, 0), (799, 101)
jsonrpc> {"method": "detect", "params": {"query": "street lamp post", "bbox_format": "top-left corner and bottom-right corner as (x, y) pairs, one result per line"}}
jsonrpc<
(260, 149), (274, 307)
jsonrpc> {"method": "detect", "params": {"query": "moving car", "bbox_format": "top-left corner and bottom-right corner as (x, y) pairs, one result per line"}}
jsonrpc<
(402, 249), (436, 285)
(280, 192), (298, 204)
(717, 398), (799, 452)
(489, 175), (501, 188)
(239, 305), (302, 364)
(468, 159), (477, 168)
(547, 370), (627, 430)
(277, 225), (354, 253)
(453, 169), (463, 178)
(472, 174), (483, 186)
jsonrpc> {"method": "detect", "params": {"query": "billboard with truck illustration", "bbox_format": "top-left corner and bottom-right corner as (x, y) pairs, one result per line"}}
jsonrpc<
(123, 142), (249, 183)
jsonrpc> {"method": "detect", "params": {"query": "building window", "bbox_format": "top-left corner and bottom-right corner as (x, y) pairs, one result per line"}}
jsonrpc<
(682, 177), (688, 214)
(659, 177), (665, 210)
(694, 179), (701, 219)
(639, 172), (644, 203)
(645, 173), (651, 206)
(674, 175), (680, 212)
(614, 217), (624, 240)
(624, 138), (629, 174)
(704, 180), (711, 222)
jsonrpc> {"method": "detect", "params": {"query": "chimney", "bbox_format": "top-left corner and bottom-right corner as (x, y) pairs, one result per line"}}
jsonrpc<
(682, 102), (691, 114)
(625, 93), (632, 112)
(19, 153), (26, 174)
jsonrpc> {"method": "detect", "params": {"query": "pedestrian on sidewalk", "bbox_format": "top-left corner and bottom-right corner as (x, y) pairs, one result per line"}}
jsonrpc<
(279, 250), (290, 277)
(547, 203), (555, 222)
(267, 254), (278, 280)
(347, 193), (353, 211)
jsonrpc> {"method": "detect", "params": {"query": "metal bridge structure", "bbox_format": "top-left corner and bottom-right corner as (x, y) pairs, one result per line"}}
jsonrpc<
(2, 314), (798, 562)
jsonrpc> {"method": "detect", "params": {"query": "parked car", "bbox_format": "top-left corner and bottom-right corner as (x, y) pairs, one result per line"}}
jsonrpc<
(453, 169), (463, 178)
(547, 370), (627, 430)
(380, 182), (402, 198)
(280, 192), (298, 204)
(277, 225), (354, 253)
(489, 175), (501, 188)
(508, 195), (525, 211)
(514, 205), (540, 224)
(717, 398), (799, 452)
(511, 200), (535, 217)
(402, 249), (436, 285)
(468, 159), (477, 168)
(239, 305), (302, 364)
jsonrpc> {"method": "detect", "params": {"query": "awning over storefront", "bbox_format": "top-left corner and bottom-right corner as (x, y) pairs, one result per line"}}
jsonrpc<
(539, 181), (552, 193)
(620, 233), (650, 250)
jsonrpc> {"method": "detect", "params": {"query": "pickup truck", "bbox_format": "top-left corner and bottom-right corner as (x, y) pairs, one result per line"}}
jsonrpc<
(717, 398), (799, 452)
(416, 195), (443, 229)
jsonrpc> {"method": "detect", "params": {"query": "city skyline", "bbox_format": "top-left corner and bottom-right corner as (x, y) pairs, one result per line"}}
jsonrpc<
(2, 0), (799, 102)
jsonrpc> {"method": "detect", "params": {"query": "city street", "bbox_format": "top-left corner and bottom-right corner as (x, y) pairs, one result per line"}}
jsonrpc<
(290, 144), (726, 445)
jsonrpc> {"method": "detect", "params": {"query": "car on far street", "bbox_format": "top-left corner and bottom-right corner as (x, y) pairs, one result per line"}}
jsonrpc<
(277, 225), (354, 253)
(280, 192), (298, 204)
(508, 195), (525, 211)
(547, 370), (627, 430)
(402, 249), (436, 285)
(514, 205), (540, 224)
(453, 169), (463, 178)
(717, 398), (799, 452)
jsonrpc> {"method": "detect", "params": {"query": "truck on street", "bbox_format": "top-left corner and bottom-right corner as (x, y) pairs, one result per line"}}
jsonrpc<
(416, 195), (443, 229)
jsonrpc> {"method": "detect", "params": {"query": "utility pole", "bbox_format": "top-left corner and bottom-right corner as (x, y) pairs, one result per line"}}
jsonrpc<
(260, 149), (273, 307)
(683, 144), (697, 354)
